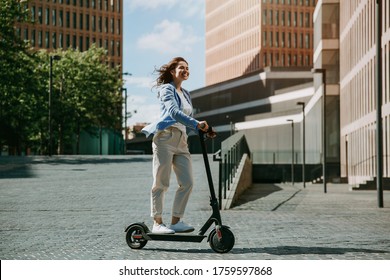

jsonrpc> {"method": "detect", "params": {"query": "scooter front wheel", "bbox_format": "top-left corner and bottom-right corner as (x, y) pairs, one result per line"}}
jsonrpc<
(126, 224), (148, 249)
(208, 226), (235, 253)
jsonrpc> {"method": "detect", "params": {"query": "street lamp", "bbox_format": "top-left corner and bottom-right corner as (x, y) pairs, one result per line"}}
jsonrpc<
(287, 119), (294, 186)
(122, 87), (128, 140)
(312, 68), (327, 193)
(297, 101), (306, 188)
(375, 0), (384, 208)
(48, 55), (61, 156)
(122, 72), (132, 153)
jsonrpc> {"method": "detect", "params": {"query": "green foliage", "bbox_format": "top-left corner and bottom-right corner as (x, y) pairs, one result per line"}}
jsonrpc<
(0, 0), (124, 155)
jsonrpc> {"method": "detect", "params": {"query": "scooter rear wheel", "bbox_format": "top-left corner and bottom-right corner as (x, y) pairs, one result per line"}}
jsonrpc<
(126, 224), (148, 249)
(209, 226), (235, 253)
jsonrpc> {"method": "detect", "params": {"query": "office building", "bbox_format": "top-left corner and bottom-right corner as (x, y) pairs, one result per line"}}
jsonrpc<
(339, 0), (390, 185)
(15, 0), (123, 68)
(205, 0), (317, 85)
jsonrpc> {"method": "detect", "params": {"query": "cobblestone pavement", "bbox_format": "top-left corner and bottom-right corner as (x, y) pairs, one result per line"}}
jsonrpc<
(0, 155), (389, 260)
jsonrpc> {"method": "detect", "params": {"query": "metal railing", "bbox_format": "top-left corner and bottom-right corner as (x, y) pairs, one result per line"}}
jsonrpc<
(213, 131), (250, 209)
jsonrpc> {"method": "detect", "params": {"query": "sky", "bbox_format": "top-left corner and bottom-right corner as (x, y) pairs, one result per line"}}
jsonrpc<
(122, 0), (206, 127)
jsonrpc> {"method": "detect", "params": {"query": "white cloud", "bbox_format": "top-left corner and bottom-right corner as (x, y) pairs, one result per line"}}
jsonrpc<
(127, 0), (204, 18)
(124, 76), (155, 89)
(127, 0), (177, 10)
(126, 94), (160, 125)
(136, 19), (202, 54)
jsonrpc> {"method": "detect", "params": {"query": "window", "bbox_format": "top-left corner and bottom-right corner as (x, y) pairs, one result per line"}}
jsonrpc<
(52, 9), (56, 26)
(79, 13), (83, 29)
(59, 33), (63, 48)
(38, 31), (42, 47)
(24, 28), (28, 40)
(92, 15), (96, 31)
(31, 6), (36, 22)
(59, 10), (63, 27)
(288, 32), (291, 47)
(45, 8), (50, 25)
(52, 32), (56, 49)
(66, 11), (70, 28)
(300, 33), (303, 48)
(305, 34), (309, 48)
(116, 41), (120, 56)
(288, 12), (291, 26)
(305, 13), (310, 27)
(31, 29), (36, 46)
(299, 12), (303, 27)
(45, 31), (50, 48)
(73, 12), (77, 28)
(86, 14), (90, 30)
(294, 12), (297, 26)
(38, 7), (42, 24)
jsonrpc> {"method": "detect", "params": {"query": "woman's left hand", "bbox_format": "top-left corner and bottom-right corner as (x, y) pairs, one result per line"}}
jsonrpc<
(197, 121), (209, 132)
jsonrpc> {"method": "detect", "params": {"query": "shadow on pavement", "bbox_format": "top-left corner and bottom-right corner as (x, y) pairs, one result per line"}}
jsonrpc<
(233, 184), (283, 207)
(232, 246), (389, 255)
(0, 156), (152, 179)
(142, 246), (389, 256)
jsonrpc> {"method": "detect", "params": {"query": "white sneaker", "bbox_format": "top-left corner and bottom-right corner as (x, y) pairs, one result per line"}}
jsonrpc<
(152, 223), (175, 234)
(169, 221), (195, 233)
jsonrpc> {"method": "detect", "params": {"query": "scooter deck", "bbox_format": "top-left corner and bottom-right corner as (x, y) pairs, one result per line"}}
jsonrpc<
(146, 233), (207, 243)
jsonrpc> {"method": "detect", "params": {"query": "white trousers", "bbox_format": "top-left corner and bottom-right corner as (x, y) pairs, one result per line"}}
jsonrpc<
(151, 127), (193, 219)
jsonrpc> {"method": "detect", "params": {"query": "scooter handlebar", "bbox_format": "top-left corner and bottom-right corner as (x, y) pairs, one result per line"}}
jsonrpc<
(199, 123), (217, 139)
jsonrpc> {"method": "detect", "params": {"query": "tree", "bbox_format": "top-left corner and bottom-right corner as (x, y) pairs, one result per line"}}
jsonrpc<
(0, 0), (38, 155)
(0, 0), (123, 155)
(44, 46), (122, 155)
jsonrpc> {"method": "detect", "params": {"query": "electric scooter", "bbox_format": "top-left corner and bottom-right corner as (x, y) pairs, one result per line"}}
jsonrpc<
(125, 126), (235, 253)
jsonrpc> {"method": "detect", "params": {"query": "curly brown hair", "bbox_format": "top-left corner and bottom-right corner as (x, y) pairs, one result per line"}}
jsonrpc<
(155, 57), (188, 86)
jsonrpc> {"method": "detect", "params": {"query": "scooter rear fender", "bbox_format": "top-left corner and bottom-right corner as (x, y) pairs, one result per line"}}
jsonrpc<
(125, 222), (150, 233)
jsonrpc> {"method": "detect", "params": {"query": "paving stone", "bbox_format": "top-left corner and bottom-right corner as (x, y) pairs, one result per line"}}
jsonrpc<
(0, 155), (389, 260)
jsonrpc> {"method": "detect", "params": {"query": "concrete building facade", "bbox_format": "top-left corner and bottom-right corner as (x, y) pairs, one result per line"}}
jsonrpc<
(339, 0), (390, 185)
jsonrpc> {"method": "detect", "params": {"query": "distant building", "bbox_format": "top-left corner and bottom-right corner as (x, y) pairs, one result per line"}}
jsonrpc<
(15, 0), (123, 68)
(205, 0), (317, 85)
